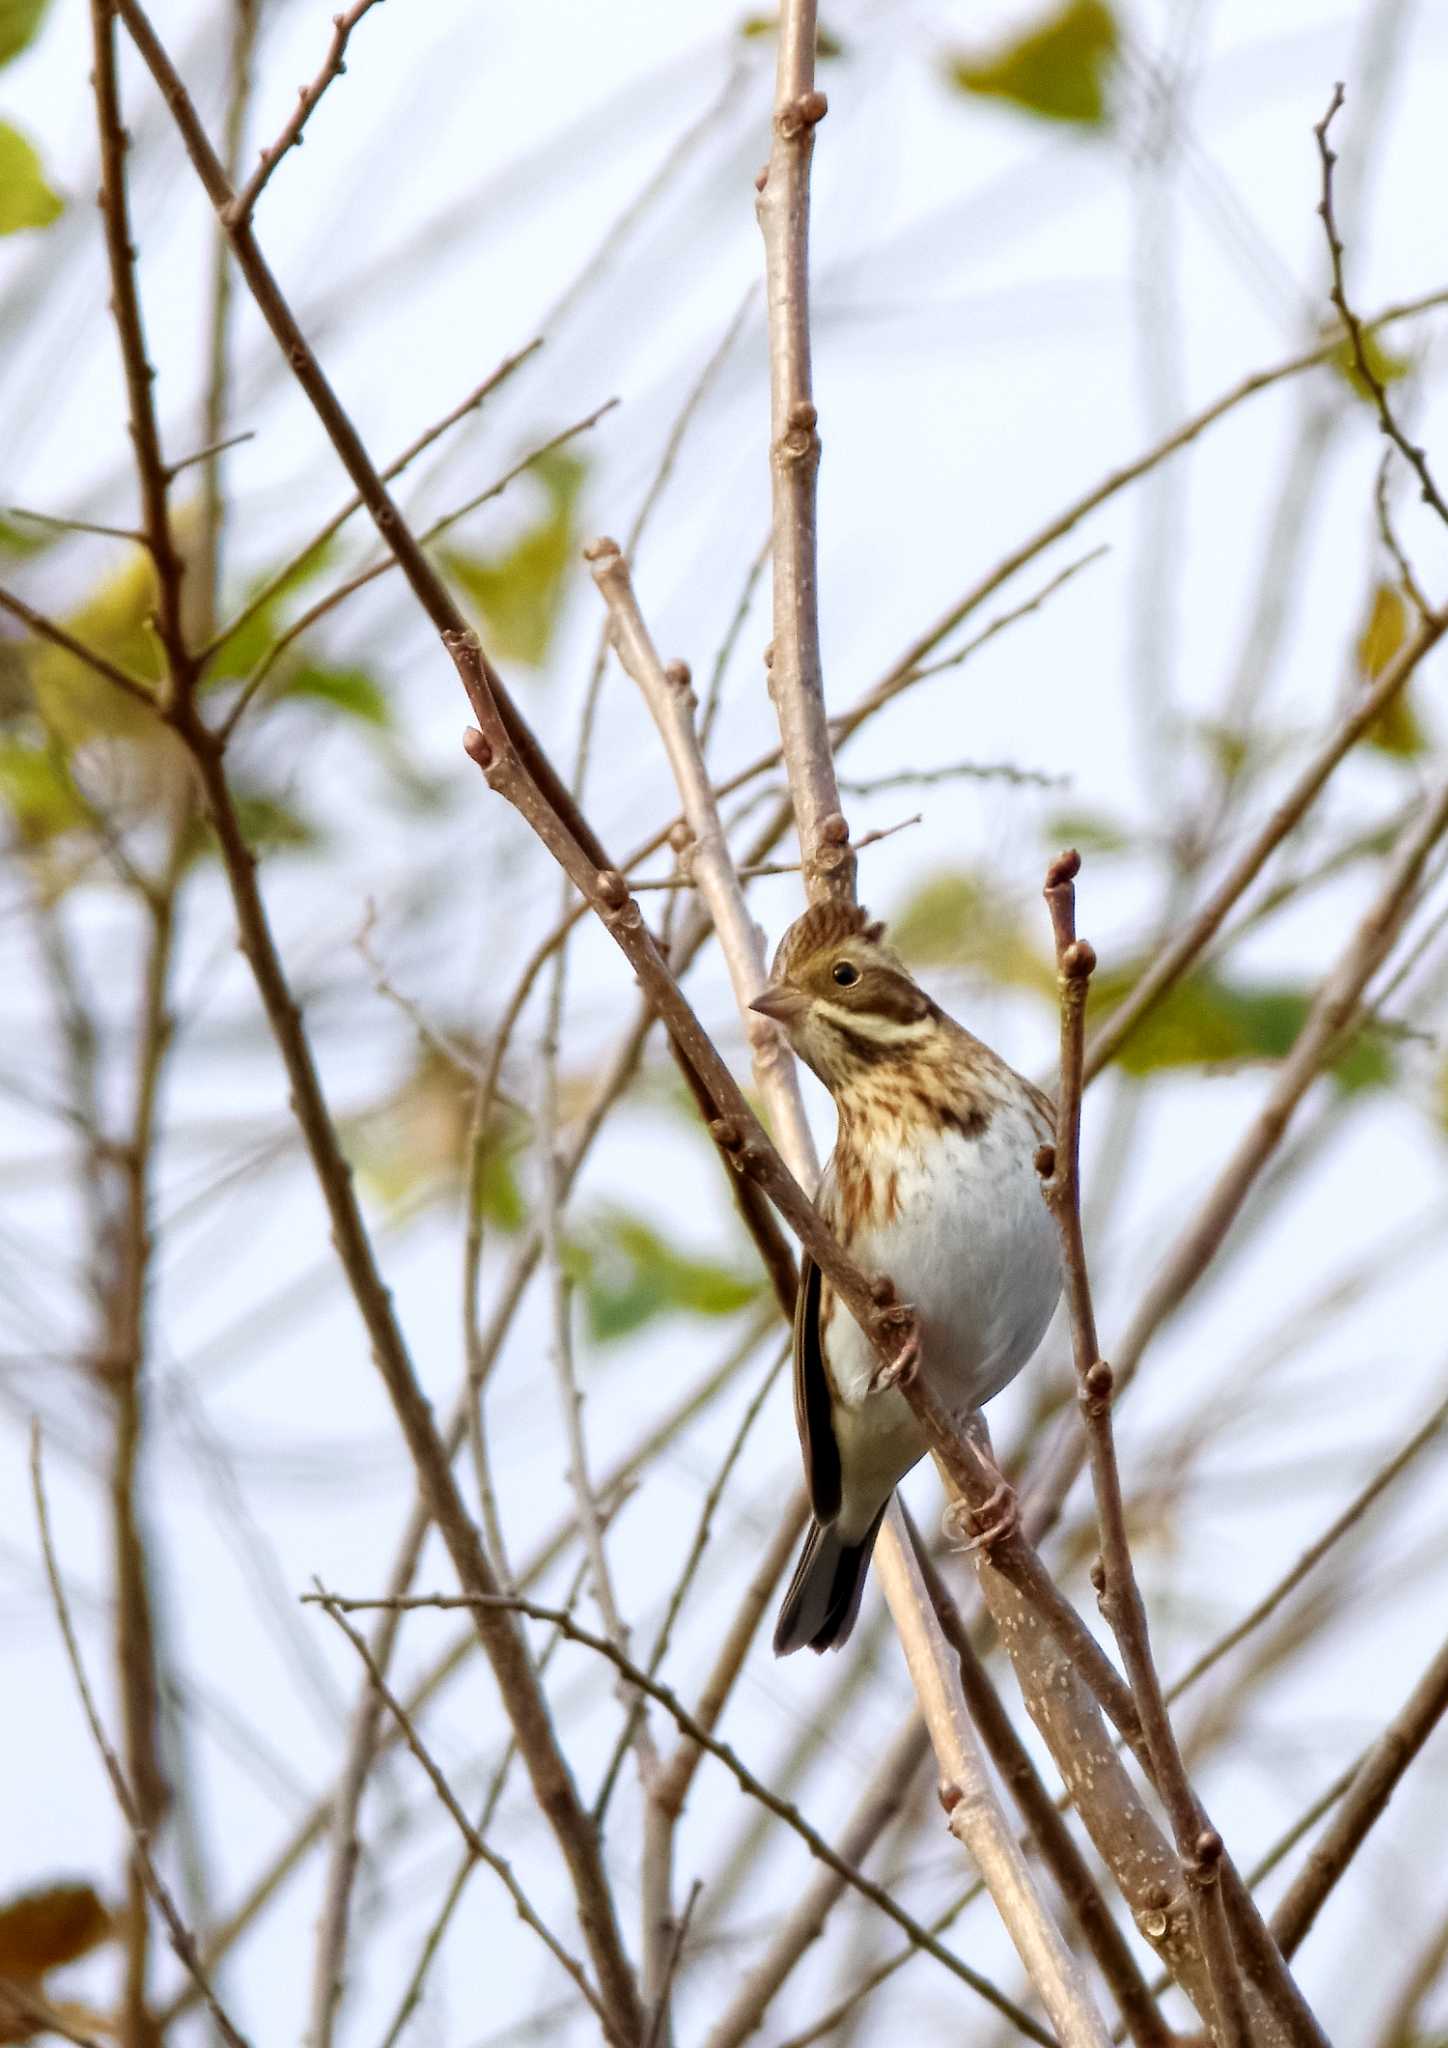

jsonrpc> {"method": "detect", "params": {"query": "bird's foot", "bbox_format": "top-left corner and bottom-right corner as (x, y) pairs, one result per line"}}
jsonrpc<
(943, 1440), (1020, 1556)
(868, 1313), (920, 1394)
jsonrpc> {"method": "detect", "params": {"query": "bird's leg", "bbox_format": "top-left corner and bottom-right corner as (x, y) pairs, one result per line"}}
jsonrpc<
(941, 1419), (1020, 1555)
(867, 1281), (919, 1393)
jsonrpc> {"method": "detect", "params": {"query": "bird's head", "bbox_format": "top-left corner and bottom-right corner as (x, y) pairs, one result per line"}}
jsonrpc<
(750, 903), (937, 1091)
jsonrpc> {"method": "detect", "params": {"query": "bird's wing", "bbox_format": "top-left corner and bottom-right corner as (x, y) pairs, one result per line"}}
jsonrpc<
(793, 1162), (842, 1524)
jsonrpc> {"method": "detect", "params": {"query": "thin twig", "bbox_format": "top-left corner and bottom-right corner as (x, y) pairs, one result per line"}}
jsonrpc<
(1084, 602), (1446, 1079)
(1167, 1388), (1448, 1704)
(165, 427), (256, 481)
(1315, 85), (1448, 531)
(204, 339), (538, 669)
(227, 0), (386, 222)
(30, 1426), (251, 2048)
(309, 1584), (613, 2036)
(89, 0), (188, 696)
(160, 1329), (758, 2030)
(1039, 851), (1251, 2048)
(304, 1588), (1055, 2045)
(1270, 1627), (1448, 1958)
(0, 585), (157, 708)
(593, 1341), (789, 1826)
(219, 395), (614, 738)
(8, 504), (143, 542)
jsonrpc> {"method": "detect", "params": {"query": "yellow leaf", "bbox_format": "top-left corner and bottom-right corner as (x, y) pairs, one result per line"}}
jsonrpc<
(1328, 330), (1410, 402)
(889, 869), (1053, 993)
(948, 0), (1118, 128)
(1356, 583), (1426, 756)
(1356, 582), (1407, 678)
(0, 122), (61, 234)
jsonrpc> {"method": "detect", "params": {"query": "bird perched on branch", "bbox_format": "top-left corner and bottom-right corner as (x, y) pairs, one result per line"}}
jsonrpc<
(751, 902), (1060, 1654)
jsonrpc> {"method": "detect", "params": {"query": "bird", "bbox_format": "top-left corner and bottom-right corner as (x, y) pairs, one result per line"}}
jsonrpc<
(750, 900), (1061, 1655)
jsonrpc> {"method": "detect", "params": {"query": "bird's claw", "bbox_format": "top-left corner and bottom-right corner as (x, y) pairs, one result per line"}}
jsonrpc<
(965, 1477), (1020, 1552)
(869, 1316), (920, 1394)
(942, 1476), (1020, 1557)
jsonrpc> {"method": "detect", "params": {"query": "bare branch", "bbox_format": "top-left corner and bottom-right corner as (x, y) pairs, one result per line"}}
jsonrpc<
(30, 1426), (250, 2048)
(908, 1515), (1172, 2048)
(1315, 85), (1448, 531)
(756, 0), (845, 902)
(89, 0), (188, 693)
(0, 584), (157, 709)
(1039, 851), (1250, 2048)
(226, 0), (386, 223)
(305, 1587), (1056, 2045)
(310, 1585), (614, 2037)
(874, 1510), (1113, 2048)
(1084, 603), (1446, 1080)
(1271, 1627), (1448, 1958)
(1167, 1388), (1448, 1705)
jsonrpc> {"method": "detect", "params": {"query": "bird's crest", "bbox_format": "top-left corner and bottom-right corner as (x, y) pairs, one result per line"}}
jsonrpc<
(771, 902), (885, 982)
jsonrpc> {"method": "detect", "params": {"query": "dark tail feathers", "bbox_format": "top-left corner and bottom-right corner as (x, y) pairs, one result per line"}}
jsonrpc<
(773, 1507), (887, 1656)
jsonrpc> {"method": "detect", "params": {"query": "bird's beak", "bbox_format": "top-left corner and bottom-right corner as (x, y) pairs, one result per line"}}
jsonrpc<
(750, 982), (807, 1026)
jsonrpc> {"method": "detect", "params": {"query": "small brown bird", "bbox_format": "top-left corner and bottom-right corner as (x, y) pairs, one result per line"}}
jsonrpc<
(751, 902), (1060, 1654)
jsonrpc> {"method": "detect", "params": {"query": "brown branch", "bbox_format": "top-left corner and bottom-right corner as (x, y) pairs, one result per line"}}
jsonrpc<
(907, 1513), (1172, 2048)
(89, 0), (188, 697)
(704, 1713), (932, 2048)
(0, 584), (157, 708)
(310, 1586), (615, 2037)
(1167, 1388), (1448, 1705)
(756, 0), (846, 902)
(226, 0), (386, 223)
(864, 284), (1448, 724)
(218, 395), (615, 740)
(112, 0), (614, 870)
(159, 1331), (756, 2030)
(30, 1427), (250, 2048)
(1315, 85), (1448, 531)
(305, 1588), (1055, 2045)
(874, 1509), (1113, 2048)
(166, 720), (645, 2047)
(203, 339), (539, 670)
(1270, 1628), (1448, 1959)
(1084, 603), (1446, 1081)
(1106, 769), (1448, 1389)
(1038, 850), (1251, 2048)
(0, 1979), (108, 2048)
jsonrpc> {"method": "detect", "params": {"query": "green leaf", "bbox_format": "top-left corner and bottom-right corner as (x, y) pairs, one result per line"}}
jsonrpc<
(739, 13), (845, 56)
(348, 1041), (529, 1223)
(1328, 330), (1409, 402)
(1356, 583), (1426, 756)
(1092, 966), (1394, 1095)
(444, 450), (586, 669)
(1043, 810), (1132, 858)
(184, 787), (320, 863)
(206, 540), (336, 682)
(947, 0), (1118, 128)
(0, 737), (87, 843)
(0, 0), (53, 67)
(283, 663), (390, 727)
(29, 544), (163, 744)
(574, 1208), (759, 1344)
(0, 121), (61, 233)
(889, 869), (1052, 992)
(0, 511), (55, 559)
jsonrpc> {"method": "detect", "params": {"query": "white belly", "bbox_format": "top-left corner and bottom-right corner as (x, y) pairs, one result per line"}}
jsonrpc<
(825, 1096), (1061, 1431)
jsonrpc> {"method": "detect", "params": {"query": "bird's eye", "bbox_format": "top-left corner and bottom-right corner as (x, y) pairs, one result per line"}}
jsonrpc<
(832, 961), (859, 987)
